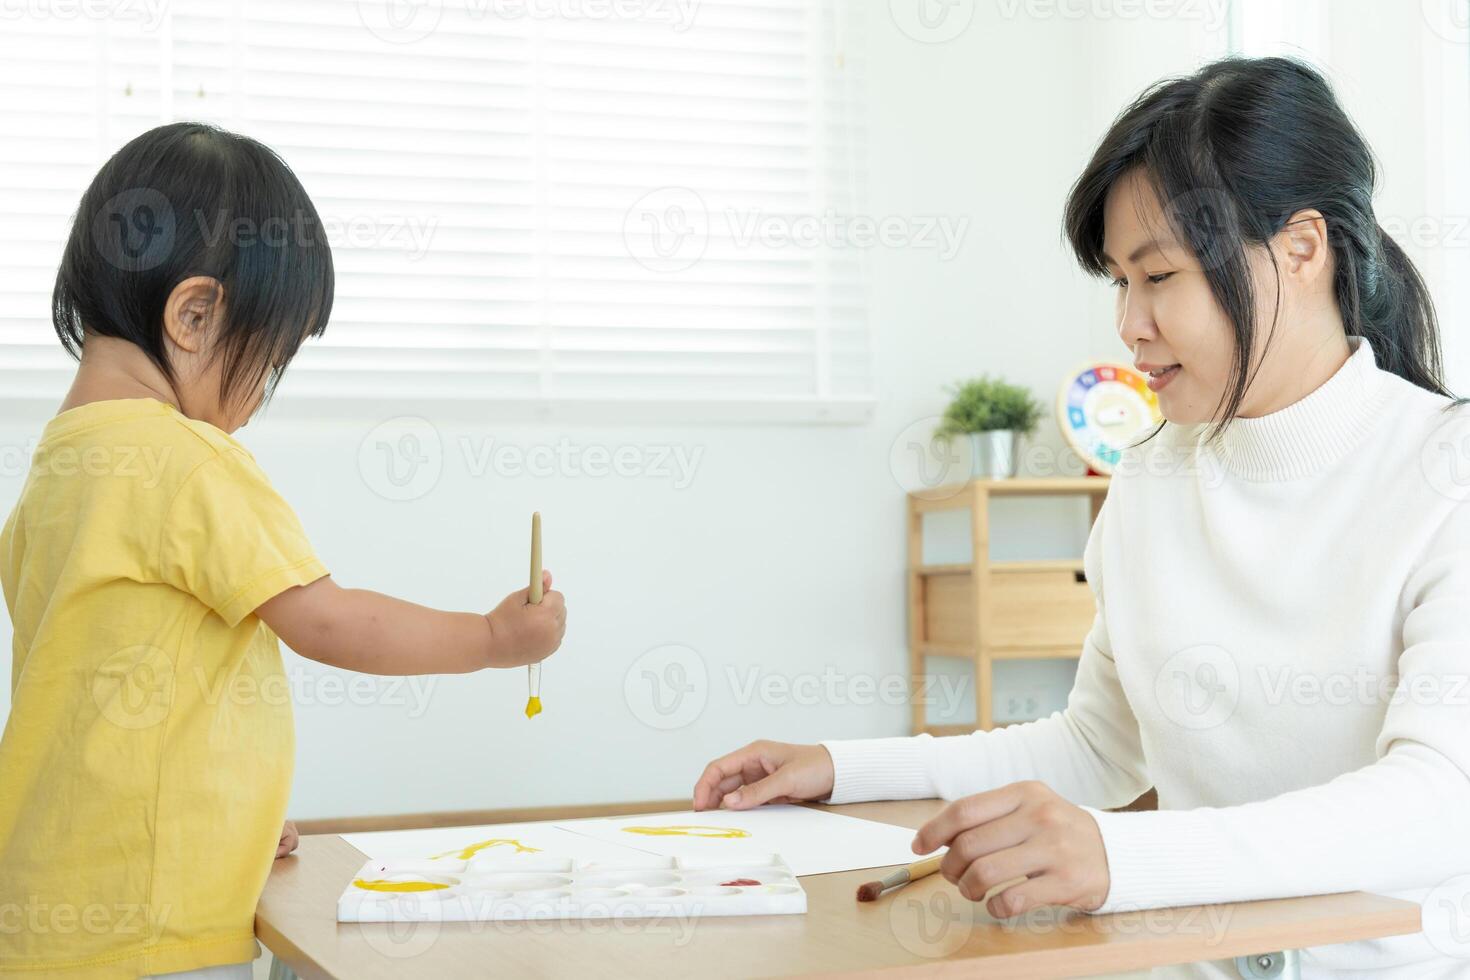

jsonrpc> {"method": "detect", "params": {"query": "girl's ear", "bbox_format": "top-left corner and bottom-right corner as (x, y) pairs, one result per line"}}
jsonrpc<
(162, 276), (225, 355)
(1277, 209), (1331, 283)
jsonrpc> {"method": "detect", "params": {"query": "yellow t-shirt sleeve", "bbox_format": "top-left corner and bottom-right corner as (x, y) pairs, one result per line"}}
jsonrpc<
(159, 447), (328, 627)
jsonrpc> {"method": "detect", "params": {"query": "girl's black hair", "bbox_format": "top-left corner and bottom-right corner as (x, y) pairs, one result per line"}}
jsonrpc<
(53, 121), (333, 412)
(1062, 55), (1456, 444)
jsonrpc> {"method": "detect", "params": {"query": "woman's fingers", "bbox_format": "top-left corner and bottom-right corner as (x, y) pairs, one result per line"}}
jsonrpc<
(937, 814), (1033, 883)
(721, 765), (797, 810)
(913, 783), (1029, 854)
(955, 842), (1045, 903)
(984, 873), (1055, 919)
(693, 742), (775, 810)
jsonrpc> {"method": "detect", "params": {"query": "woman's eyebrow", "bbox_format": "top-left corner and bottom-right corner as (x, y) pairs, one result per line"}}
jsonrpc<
(1101, 237), (1176, 266)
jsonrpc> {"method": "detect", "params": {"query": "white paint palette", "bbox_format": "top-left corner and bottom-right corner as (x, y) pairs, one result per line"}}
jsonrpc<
(337, 853), (806, 922)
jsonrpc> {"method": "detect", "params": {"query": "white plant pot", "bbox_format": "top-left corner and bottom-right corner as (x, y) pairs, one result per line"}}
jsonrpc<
(969, 430), (1020, 479)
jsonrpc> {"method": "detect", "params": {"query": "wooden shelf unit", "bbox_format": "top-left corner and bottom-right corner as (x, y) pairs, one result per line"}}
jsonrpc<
(907, 477), (1109, 734)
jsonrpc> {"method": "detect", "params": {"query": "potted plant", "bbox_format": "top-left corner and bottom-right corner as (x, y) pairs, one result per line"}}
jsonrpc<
(935, 376), (1043, 479)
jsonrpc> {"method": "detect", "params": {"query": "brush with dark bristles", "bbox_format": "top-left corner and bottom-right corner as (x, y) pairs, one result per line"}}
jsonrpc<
(856, 855), (943, 902)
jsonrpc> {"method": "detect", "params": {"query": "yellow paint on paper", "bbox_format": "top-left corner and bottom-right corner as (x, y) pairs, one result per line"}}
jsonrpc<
(433, 838), (541, 861)
(524, 696), (542, 719)
(352, 878), (450, 893)
(621, 825), (751, 839)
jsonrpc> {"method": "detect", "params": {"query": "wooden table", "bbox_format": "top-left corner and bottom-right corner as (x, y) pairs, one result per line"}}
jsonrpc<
(256, 800), (1421, 979)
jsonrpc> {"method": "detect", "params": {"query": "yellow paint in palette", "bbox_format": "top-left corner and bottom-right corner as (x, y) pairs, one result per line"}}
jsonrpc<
(433, 838), (541, 860)
(352, 878), (450, 893)
(621, 825), (751, 839)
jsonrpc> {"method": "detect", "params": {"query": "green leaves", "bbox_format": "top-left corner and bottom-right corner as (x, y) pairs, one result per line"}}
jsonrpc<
(935, 376), (1043, 436)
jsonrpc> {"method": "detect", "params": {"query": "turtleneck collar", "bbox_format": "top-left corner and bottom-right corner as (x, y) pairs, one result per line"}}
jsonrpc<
(1206, 335), (1388, 482)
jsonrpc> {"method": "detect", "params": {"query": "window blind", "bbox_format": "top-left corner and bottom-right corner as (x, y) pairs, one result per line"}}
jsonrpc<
(0, 0), (872, 419)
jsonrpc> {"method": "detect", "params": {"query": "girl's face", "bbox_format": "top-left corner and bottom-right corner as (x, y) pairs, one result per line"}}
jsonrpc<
(1101, 168), (1286, 424)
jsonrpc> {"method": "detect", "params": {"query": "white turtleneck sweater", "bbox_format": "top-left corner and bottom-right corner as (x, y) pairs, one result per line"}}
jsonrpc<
(824, 336), (1470, 977)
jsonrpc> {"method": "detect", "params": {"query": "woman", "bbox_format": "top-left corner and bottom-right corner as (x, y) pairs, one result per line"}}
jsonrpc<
(692, 56), (1470, 978)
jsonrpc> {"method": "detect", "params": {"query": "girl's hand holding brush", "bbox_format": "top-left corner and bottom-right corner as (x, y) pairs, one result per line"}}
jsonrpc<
(485, 570), (566, 668)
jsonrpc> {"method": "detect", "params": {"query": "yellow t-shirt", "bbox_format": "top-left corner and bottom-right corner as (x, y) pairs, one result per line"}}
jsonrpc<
(0, 399), (327, 978)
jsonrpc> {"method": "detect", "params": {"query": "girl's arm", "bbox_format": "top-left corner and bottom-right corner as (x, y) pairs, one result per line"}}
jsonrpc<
(255, 572), (567, 675)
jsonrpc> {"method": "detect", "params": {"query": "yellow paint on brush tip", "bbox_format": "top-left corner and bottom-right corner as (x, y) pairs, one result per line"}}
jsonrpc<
(621, 825), (751, 839)
(352, 878), (450, 893)
(524, 695), (543, 719)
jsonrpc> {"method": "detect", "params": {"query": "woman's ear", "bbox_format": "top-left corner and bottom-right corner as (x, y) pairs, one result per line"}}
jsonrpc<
(1277, 209), (1331, 283)
(162, 276), (225, 355)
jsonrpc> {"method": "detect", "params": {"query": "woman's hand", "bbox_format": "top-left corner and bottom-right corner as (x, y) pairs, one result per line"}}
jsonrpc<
(276, 820), (299, 858)
(692, 741), (835, 811)
(911, 780), (1110, 918)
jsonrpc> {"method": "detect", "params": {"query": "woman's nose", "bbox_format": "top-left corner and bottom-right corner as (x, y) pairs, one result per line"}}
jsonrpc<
(1116, 290), (1158, 348)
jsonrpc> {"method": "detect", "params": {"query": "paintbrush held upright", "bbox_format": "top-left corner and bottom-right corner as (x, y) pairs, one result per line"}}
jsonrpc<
(855, 855), (943, 902)
(525, 511), (543, 719)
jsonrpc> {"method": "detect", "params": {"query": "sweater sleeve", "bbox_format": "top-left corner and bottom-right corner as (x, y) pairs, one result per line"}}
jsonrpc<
(1084, 500), (1470, 913)
(822, 497), (1153, 808)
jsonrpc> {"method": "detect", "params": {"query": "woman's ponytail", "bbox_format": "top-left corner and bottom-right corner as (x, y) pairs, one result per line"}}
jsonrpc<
(1342, 221), (1449, 398)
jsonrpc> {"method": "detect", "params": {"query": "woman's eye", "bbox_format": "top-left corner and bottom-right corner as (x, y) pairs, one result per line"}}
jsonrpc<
(1146, 272), (1173, 284)
(1109, 276), (1127, 289)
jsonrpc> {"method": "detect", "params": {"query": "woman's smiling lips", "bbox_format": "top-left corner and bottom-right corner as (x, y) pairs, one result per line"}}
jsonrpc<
(1137, 361), (1181, 392)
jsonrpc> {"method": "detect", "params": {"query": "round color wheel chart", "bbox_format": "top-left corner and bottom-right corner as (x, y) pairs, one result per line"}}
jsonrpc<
(1057, 362), (1162, 474)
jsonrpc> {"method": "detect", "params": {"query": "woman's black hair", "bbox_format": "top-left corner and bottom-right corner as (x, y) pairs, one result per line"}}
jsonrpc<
(1062, 55), (1456, 444)
(53, 121), (333, 412)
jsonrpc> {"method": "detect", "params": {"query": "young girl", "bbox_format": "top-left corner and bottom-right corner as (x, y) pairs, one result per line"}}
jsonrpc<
(694, 57), (1470, 977)
(0, 123), (567, 978)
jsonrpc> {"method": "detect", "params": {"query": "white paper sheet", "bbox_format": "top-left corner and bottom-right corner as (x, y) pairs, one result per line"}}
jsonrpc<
(560, 806), (924, 876)
(341, 820), (642, 867)
(343, 806), (926, 878)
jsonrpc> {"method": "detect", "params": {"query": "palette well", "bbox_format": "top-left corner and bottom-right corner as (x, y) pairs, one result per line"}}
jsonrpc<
(337, 853), (806, 922)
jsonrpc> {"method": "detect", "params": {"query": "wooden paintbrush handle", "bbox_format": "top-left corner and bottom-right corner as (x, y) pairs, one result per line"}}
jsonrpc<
(528, 512), (543, 604)
(908, 854), (943, 882)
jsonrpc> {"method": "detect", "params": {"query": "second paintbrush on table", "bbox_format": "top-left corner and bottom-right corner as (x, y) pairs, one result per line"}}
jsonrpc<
(855, 855), (943, 902)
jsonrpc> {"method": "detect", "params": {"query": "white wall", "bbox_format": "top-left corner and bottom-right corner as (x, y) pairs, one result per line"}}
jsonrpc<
(4, 3), (1457, 821)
